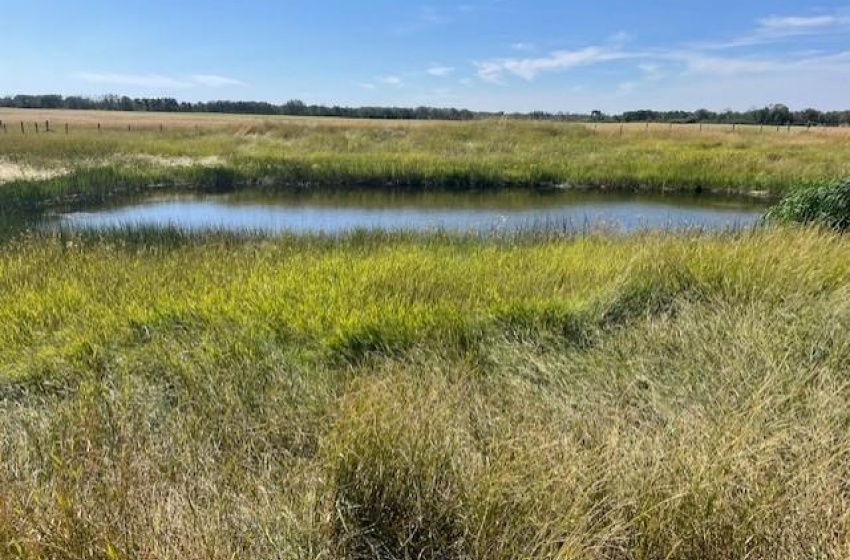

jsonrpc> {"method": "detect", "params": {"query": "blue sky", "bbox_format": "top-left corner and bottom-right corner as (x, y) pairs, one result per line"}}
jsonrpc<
(2, 0), (850, 112)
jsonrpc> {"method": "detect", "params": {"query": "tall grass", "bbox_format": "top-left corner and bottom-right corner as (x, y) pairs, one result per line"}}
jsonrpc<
(768, 177), (850, 230)
(2, 117), (849, 211)
(1, 228), (850, 558)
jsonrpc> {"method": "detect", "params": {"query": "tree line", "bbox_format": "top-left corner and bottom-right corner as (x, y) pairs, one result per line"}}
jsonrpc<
(2, 94), (849, 126)
(0, 95), (477, 121)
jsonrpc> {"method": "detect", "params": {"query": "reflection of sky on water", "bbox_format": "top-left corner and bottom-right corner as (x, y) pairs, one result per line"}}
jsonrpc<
(59, 192), (766, 234)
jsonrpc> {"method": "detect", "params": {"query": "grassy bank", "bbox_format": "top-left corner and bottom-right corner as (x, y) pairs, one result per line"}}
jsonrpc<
(1, 227), (850, 559)
(2, 111), (850, 210)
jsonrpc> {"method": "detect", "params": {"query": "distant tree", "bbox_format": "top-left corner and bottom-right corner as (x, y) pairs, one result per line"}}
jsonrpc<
(802, 108), (822, 125)
(39, 94), (63, 109)
(622, 109), (657, 122)
(692, 109), (714, 122)
(5, 92), (850, 126)
(64, 96), (95, 110)
(282, 99), (306, 116)
(767, 104), (791, 125)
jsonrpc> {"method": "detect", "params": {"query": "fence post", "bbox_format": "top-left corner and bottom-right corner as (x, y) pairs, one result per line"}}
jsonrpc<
(65, 123), (69, 135)
(98, 123), (101, 132)
(34, 122), (39, 133)
(45, 120), (50, 132)
(619, 124), (624, 137)
(21, 121), (25, 134)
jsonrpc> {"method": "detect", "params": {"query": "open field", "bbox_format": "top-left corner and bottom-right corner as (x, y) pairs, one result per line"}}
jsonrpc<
(1, 109), (850, 211)
(0, 108), (473, 130)
(5, 108), (850, 134)
(1, 227), (850, 559)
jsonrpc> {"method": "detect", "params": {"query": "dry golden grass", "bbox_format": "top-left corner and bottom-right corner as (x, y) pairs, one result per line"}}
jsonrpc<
(0, 108), (456, 131)
(4, 108), (850, 136)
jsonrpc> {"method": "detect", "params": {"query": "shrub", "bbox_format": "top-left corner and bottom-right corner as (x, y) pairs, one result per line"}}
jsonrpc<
(768, 178), (850, 230)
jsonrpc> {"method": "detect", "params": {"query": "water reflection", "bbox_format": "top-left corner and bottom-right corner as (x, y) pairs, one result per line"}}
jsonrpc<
(57, 189), (769, 234)
(1, 189), (771, 239)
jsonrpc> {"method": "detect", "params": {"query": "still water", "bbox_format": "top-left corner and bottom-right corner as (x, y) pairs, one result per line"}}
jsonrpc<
(11, 189), (771, 236)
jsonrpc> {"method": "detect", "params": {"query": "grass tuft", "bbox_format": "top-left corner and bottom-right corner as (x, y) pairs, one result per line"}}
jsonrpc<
(768, 177), (850, 230)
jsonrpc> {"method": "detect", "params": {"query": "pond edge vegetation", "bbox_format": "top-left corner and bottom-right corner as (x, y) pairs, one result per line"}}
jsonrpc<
(4, 116), (850, 220)
(6, 163), (850, 231)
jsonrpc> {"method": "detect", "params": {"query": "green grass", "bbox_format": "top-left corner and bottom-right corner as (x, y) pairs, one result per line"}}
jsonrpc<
(2, 227), (850, 559)
(768, 177), (850, 230)
(2, 118), (850, 211)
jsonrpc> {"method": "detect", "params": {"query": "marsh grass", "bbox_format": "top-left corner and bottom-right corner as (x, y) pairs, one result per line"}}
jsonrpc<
(2, 114), (849, 211)
(1, 227), (850, 558)
(768, 178), (850, 229)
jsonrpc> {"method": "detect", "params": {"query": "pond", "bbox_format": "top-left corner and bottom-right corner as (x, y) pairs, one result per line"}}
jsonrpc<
(5, 189), (771, 237)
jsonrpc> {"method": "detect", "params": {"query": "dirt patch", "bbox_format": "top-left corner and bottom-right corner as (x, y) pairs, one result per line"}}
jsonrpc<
(125, 155), (225, 168)
(0, 161), (68, 184)
(0, 155), (224, 185)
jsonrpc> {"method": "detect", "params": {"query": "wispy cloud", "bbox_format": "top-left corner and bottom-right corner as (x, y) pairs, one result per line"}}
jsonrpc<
(378, 6), (850, 111)
(696, 10), (850, 49)
(476, 46), (630, 82)
(617, 81), (637, 94)
(608, 31), (632, 46)
(394, 5), (453, 34)
(677, 54), (779, 76)
(511, 42), (535, 52)
(757, 14), (848, 35)
(378, 75), (405, 87)
(472, 33), (850, 98)
(395, 2), (504, 35)
(678, 50), (850, 77)
(427, 65), (455, 77)
(637, 63), (664, 81)
(190, 74), (246, 87)
(76, 72), (245, 89)
(76, 73), (190, 88)
(356, 82), (376, 90)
